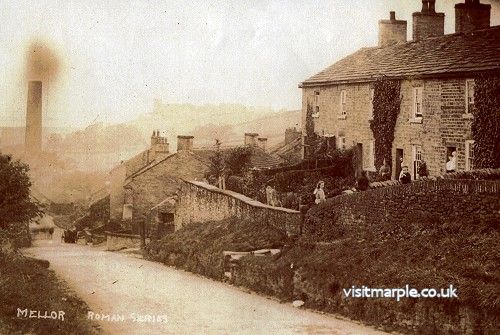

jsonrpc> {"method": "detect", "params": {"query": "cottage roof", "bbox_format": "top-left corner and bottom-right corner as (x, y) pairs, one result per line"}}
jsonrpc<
(301, 26), (500, 87)
(248, 147), (283, 169)
(123, 144), (284, 187)
(150, 196), (176, 212)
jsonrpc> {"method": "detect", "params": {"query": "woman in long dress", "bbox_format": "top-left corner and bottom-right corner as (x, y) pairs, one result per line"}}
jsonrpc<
(313, 180), (326, 204)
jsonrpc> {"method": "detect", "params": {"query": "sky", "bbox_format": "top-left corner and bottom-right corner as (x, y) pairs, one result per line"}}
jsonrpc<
(0, 0), (499, 128)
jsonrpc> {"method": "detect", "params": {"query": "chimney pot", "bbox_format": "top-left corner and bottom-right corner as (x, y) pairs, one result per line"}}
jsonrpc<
(390, 11), (396, 20)
(429, 0), (436, 13)
(421, 0), (429, 13)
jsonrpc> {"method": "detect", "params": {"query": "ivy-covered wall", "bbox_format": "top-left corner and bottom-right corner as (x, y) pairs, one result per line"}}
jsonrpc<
(472, 74), (500, 169)
(370, 79), (401, 171)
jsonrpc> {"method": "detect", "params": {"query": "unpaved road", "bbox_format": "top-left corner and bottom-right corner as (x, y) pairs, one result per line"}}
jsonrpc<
(24, 240), (390, 335)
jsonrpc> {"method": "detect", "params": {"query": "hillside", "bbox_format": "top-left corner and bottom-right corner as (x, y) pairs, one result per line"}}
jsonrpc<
(126, 101), (301, 148)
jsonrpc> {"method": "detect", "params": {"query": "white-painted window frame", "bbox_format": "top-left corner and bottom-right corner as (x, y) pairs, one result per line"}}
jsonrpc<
(465, 140), (475, 171)
(312, 90), (320, 118)
(412, 86), (423, 120)
(338, 135), (346, 150)
(340, 90), (347, 117)
(412, 145), (423, 179)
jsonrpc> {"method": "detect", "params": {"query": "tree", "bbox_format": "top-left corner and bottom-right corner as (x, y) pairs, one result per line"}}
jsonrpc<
(207, 139), (226, 188)
(0, 153), (41, 228)
(304, 102), (320, 159)
(225, 146), (252, 176)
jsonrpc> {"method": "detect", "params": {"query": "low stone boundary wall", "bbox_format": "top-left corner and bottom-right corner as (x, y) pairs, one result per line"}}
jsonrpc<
(307, 179), (500, 235)
(105, 231), (141, 251)
(175, 180), (302, 235)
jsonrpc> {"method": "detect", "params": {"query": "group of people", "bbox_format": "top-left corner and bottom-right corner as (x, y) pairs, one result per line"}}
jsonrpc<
(312, 158), (414, 205)
(282, 154), (463, 206)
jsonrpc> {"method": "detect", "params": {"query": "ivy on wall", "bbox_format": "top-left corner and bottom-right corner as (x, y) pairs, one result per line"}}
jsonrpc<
(370, 79), (402, 170)
(472, 74), (500, 169)
(304, 101), (319, 159)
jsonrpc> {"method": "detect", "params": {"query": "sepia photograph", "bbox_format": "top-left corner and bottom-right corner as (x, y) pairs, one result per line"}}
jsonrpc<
(0, 0), (499, 334)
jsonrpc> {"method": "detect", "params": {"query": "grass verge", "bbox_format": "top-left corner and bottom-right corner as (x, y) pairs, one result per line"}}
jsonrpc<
(0, 251), (101, 335)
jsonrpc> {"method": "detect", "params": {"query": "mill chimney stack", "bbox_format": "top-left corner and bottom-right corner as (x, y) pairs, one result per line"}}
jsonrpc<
(25, 81), (43, 156)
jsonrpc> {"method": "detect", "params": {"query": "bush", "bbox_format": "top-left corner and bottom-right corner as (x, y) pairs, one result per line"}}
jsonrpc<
(232, 149), (356, 209)
(145, 217), (289, 280)
(263, 215), (500, 334)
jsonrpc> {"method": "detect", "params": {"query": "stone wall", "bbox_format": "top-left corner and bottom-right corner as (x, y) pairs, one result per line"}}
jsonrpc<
(175, 180), (302, 235)
(306, 179), (500, 235)
(105, 231), (142, 251)
(126, 151), (209, 234)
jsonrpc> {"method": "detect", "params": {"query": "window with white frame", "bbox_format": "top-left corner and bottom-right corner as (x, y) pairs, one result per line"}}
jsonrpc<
(340, 90), (347, 117)
(412, 87), (423, 119)
(313, 90), (320, 117)
(412, 145), (422, 179)
(465, 79), (475, 115)
(338, 135), (346, 150)
(465, 140), (475, 171)
(368, 88), (375, 120)
(366, 140), (375, 169)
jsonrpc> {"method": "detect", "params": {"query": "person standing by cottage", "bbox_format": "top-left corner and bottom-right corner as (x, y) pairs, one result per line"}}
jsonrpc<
(266, 184), (281, 207)
(399, 165), (412, 184)
(313, 180), (326, 204)
(446, 151), (457, 173)
(379, 159), (391, 181)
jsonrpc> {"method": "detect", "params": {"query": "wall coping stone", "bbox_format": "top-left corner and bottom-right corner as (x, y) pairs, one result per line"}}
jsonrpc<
(105, 231), (141, 239)
(336, 179), (500, 203)
(183, 179), (300, 214)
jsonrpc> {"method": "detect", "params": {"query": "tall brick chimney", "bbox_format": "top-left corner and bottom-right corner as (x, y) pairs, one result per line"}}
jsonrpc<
(25, 81), (43, 156)
(378, 11), (407, 47)
(455, 0), (491, 33)
(244, 133), (259, 147)
(412, 0), (445, 41)
(177, 135), (194, 151)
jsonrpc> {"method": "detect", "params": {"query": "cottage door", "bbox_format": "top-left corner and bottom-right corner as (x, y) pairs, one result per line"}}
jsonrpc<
(395, 149), (404, 179)
(355, 143), (363, 178)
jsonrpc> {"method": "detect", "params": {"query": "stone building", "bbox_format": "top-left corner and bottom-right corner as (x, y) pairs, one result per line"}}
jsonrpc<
(110, 131), (283, 234)
(109, 130), (170, 223)
(300, 0), (499, 180)
(269, 127), (303, 165)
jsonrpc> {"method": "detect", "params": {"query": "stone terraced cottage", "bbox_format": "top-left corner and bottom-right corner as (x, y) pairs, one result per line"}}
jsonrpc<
(109, 131), (283, 235)
(300, 0), (500, 180)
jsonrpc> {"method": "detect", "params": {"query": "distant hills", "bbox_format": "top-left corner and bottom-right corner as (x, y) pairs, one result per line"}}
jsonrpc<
(126, 100), (301, 148)
(1, 101), (302, 172)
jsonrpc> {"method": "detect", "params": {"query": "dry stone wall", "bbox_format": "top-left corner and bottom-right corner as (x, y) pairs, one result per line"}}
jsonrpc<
(175, 180), (301, 236)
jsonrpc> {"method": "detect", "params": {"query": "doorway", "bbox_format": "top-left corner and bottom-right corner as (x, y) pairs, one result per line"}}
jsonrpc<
(395, 148), (404, 179)
(355, 143), (363, 178)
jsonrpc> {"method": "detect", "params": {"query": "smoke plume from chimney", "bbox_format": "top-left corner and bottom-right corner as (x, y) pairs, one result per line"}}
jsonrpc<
(24, 40), (61, 82)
